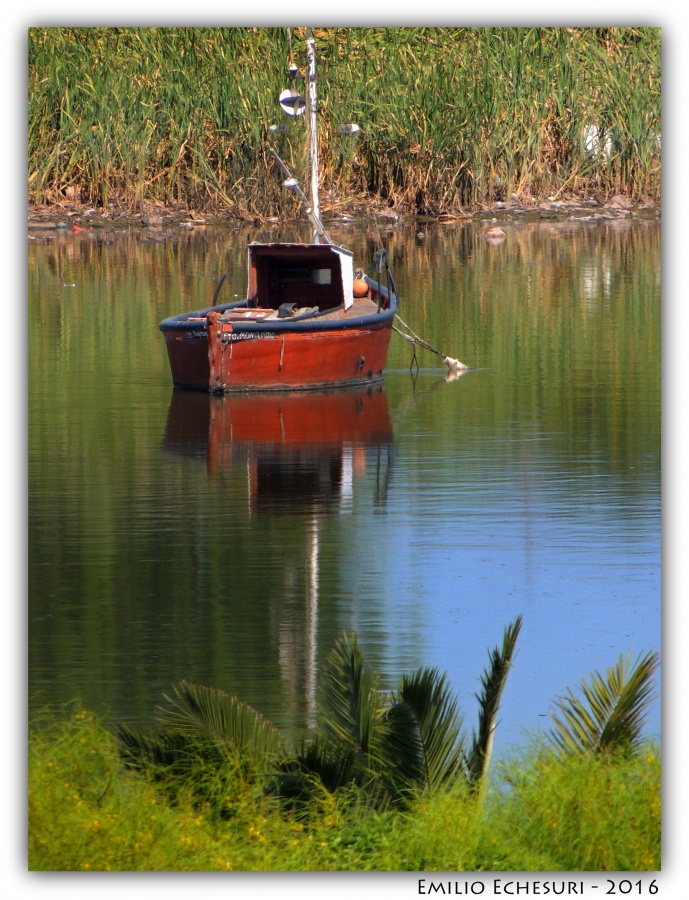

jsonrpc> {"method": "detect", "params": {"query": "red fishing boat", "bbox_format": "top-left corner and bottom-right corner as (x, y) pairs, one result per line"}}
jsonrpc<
(160, 30), (398, 393)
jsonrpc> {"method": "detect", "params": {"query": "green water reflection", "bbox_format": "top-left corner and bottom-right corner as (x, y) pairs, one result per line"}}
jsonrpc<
(28, 217), (660, 750)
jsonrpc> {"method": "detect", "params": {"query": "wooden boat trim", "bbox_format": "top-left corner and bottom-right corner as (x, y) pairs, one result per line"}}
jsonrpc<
(160, 275), (397, 336)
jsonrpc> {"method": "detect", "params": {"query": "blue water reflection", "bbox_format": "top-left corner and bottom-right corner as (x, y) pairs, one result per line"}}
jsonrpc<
(28, 219), (661, 757)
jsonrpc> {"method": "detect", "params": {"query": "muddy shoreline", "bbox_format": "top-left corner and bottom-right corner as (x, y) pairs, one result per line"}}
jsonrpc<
(28, 193), (660, 239)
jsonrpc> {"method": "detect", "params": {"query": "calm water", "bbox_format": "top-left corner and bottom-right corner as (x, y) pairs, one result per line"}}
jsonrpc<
(28, 215), (661, 755)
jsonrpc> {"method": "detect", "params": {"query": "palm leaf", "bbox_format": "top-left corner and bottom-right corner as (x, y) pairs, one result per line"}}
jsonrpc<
(118, 724), (223, 772)
(156, 680), (284, 766)
(466, 615), (522, 788)
(382, 667), (466, 799)
(378, 697), (427, 802)
(268, 735), (359, 807)
(547, 651), (659, 755)
(318, 633), (382, 765)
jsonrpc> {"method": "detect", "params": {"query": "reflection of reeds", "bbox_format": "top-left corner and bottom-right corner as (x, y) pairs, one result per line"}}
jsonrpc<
(28, 219), (660, 477)
(377, 218), (660, 476)
(29, 27), (660, 213)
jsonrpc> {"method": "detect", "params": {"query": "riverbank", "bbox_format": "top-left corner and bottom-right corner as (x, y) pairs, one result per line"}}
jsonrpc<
(28, 191), (660, 239)
(29, 706), (660, 872)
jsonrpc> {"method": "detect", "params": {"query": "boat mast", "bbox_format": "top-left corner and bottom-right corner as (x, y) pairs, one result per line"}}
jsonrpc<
(306, 29), (320, 243)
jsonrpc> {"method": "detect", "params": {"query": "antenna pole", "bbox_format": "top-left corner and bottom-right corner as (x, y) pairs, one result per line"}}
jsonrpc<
(269, 150), (332, 244)
(306, 29), (320, 243)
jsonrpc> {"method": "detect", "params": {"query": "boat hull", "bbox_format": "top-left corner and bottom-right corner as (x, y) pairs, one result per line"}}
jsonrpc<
(161, 285), (397, 393)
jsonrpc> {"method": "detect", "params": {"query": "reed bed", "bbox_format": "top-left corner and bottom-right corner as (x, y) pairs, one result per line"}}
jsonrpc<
(28, 27), (660, 216)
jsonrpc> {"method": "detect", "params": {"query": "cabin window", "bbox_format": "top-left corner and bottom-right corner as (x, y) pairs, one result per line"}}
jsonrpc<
(275, 264), (310, 283)
(312, 268), (332, 285)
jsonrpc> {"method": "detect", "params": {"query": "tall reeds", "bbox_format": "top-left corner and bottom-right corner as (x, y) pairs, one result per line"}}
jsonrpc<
(28, 27), (660, 214)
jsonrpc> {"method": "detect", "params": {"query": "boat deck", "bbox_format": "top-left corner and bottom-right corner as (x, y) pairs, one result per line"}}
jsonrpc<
(217, 297), (383, 324)
(324, 297), (382, 320)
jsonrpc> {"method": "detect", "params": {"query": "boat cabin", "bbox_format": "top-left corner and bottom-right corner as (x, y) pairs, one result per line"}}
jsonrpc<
(246, 242), (355, 313)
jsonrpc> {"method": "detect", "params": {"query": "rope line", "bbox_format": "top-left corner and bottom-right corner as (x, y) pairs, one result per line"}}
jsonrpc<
(372, 213), (469, 374)
(393, 314), (470, 373)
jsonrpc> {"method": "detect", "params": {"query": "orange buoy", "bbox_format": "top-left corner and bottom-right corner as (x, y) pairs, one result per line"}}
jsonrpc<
(353, 277), (369, 298)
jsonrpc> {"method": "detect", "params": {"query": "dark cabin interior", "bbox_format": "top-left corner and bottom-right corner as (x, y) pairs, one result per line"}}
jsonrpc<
(247, 245), (345, 312)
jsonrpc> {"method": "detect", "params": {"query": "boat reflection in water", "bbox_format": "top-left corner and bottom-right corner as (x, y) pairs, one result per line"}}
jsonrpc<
(163, 384), (395, 509)
(162, 386), (395, 727)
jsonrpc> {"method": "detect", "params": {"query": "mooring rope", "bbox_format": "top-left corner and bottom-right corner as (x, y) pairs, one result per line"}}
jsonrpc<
(372, 214), (469, 374)
(393, 313), (470, 373)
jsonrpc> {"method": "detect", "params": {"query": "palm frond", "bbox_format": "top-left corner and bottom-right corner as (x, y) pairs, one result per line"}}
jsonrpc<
(318, 633), (382, 764)
(156, 680), (284, 766)
(385, 666), (466, 798)
(268, 735), (359, 808)
(377, 697), (427, 804)
(467, 615), (522, 787)
(118, 724), (194, 770)
(117, 724), (229, 782)
(547, 651), (659, 755)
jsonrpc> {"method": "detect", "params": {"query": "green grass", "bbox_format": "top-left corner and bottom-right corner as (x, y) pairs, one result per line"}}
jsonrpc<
(28, 706), (660, 871)
(28, 27), (660, 214)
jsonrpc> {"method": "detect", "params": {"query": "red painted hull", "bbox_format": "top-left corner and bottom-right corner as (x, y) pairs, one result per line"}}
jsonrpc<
(162, 315), (394, 392)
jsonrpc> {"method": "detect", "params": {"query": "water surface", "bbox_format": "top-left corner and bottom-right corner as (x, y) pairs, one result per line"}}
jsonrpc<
(28, 216), (661, 754)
